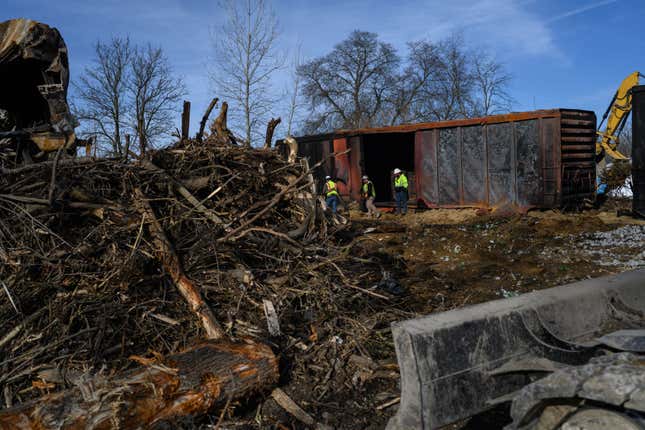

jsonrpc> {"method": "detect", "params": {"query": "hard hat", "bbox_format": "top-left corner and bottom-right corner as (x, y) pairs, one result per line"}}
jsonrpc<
(393, 168), (401, 174)
(362, 175), (368, 180)
(325, 175), (331, 180)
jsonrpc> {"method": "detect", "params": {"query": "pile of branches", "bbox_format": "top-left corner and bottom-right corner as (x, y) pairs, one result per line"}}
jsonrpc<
(0, 137), (409, 427)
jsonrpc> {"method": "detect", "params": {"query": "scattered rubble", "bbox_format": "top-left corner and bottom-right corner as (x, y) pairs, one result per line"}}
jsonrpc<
(0, 131), (643, 428)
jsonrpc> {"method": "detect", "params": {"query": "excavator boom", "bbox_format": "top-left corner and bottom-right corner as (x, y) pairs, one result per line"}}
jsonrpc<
(596, 71), (642, 160)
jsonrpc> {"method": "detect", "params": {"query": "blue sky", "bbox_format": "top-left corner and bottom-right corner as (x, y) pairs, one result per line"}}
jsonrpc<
(4, 0), (645, 137)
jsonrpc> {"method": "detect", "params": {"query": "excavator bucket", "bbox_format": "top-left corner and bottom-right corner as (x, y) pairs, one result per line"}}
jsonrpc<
(386, 269), (645, 430)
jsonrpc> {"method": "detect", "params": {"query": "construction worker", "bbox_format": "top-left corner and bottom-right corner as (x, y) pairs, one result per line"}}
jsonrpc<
(393, 168), (408, 215)
(361, 175), (380, 218)
(323, 175), (340, 214)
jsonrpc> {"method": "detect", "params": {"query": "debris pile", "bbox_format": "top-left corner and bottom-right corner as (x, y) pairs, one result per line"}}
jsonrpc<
(0, 138), (407, 428)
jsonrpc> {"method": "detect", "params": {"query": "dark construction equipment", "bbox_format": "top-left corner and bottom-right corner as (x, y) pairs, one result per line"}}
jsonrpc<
(289, 109), (597, 212)
(633, 85), (645, 217)
(0, 18), (78, 161)
(387, 269), (645, 430)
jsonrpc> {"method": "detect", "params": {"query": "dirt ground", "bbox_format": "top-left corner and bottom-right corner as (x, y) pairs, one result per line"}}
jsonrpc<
(296, 199), (645, 429)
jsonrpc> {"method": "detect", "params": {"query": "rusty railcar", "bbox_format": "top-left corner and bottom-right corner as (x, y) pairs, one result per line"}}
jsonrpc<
(290, 109), (597, 211)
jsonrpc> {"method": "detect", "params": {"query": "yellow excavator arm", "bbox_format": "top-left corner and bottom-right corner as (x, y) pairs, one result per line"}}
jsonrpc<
(596, 71), (643, 161)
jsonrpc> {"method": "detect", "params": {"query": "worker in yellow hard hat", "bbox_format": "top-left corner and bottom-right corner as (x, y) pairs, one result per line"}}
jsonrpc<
(393, 168), (408, 215)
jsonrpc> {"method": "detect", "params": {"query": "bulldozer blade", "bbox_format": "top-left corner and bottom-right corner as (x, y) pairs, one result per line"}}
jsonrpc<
(386, 269), (645, 430)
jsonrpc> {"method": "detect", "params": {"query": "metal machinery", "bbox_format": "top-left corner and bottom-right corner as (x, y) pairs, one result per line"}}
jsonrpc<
(0, 19), (81, 165)
(387, 270), (645, 430)
(596, 71), (643, 162)
(386, 82), (645, 430)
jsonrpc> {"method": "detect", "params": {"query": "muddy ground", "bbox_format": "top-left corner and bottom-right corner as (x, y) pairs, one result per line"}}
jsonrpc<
(264, 199), (645, 430)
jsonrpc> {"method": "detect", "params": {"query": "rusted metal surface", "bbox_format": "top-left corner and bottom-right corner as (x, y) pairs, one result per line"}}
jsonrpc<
(291, 109), (596, 210)
(336, 109), (564, 136)
(0, 19), (73, 132)
(332, 137), (350, 196)
(348, 135), (362, 201)
(0, 19), (78, 159)
(633, 86), (645, 216)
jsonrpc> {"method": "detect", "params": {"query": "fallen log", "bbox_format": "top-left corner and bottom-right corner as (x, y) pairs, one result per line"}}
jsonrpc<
(134, 187), (224, 339)
(0, 339), (279, 429)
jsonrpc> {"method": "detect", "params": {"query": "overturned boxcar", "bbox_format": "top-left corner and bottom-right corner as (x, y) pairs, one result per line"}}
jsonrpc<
(289, 109), (597, 211)
(0, 18), (79, 164)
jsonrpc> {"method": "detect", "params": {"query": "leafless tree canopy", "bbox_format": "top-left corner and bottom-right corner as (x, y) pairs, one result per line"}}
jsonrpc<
(74, 37), (132, 156)
(472, 51), (513, 116)
(298, 31), (513, 134)
(74, 38), (185, 157)
(130, 44), (186, 155)
(210, 0), (282, 147)
(284, 44), (304, 136)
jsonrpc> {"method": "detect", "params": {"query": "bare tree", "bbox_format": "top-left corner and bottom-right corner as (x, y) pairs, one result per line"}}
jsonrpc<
(298, 31), (399, 133)
(74, 37), (132, 156)
(429, 35), (475, 121)
(387, 41), (441, 125)
(129, 44), (185, 155)
(284, 44), (304, 136)
(617, 118), (633, 158)
(75, 38), (185, 157)
(210, 0), (282, 147)
(472, 52), (513, 116)
(299, 31), (514, 133)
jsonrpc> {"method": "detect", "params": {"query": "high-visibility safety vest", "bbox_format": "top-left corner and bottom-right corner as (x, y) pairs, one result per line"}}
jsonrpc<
(361, 181), (375, 198)
(394, 173), (408, 189)
(326, 180), (339, 197)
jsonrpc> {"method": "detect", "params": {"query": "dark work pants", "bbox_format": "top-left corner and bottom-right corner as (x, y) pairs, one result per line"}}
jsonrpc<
(396, 190), (408, 214)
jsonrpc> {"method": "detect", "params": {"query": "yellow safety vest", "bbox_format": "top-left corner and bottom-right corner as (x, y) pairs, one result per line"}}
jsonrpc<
(326, 180), (339, 197)
(395, 174), (408, 189)
(362, 181), (375, 198)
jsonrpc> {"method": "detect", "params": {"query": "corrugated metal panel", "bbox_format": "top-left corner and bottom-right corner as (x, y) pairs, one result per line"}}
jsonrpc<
(462, 126), (486, 205)
(516, 120), (540, 206)
(333, 138), (350, 197)
(414, 130), (438, 204)
(410, 110), (595, 210)
(559, 110), (596, 206)
(487, 122), (514, 207)
(348, 136), (362, 201)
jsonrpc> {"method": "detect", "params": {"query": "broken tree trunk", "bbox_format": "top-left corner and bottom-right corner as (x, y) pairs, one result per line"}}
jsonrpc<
(181, 100), (191, 141)
(263, 117), (281, 149)
(0, 340), (278, 429)
(210, 101), (236, 146)
(196, 97), (218, 142)
(134, 188), (224, 339)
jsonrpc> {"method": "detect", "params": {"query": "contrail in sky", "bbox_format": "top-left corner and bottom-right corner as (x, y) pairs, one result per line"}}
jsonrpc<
(547, 0), (618, 23)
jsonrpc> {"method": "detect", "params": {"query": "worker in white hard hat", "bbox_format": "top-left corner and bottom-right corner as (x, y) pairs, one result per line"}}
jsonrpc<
(323, 175), (340, 214)
(393, 168), (409, 215)
(361, 175), (380, 218)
